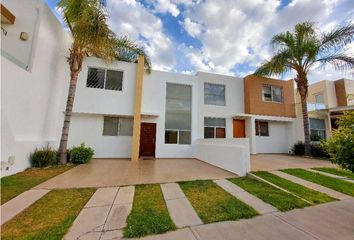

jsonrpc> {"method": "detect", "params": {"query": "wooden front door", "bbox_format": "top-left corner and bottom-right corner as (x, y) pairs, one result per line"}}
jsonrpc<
(139, 123), (156, 158)
(233, 119), (246, 138)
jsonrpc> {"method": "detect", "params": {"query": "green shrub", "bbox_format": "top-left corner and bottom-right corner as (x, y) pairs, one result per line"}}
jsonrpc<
(30, 146), (58, 167)
(292, 141), (305, 155)
(323, 111), (354, 172)
(311, 143), (329, 159)
(70, 143), (94, 164)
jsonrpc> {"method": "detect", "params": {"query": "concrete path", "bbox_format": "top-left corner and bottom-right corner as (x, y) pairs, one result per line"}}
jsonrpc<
(308, 169), (354, 183)
(1, 189), (50, 225)
(132, 198), (354, 240)
(65, 186), (135, 240)
(271, 170), (351, 200)
(161, 183), (203, 228)
(214, 179), (278, 214)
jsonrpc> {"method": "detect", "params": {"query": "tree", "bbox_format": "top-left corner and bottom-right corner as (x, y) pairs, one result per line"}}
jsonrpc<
(253, 22), (354, 155)
(58, 0), (151, 164)
(323, 111), (354, 172)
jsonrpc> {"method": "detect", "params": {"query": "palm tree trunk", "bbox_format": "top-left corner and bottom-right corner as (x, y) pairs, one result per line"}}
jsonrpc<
(300, 96), (311, 155)
(58, 70), (80, 164)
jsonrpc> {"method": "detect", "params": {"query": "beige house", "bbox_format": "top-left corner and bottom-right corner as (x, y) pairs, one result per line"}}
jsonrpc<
(295, 79), (354, 141)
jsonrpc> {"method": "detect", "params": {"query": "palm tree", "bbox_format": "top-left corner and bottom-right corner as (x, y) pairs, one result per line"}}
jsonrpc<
(254, 22), (354, 155)
(58, 0), (151, 164)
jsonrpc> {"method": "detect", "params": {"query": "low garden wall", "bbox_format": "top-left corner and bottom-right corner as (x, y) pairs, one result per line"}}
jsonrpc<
(193, 138), (250, 176)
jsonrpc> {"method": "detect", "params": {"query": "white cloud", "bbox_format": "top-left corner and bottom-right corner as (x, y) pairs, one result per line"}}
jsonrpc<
(182, 18), (203, 37)
(147, 0), (180, 17)
(107, 0), (176, 71)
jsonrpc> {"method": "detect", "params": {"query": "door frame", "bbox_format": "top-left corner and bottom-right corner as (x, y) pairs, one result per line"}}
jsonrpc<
(139, 122), (156, 158)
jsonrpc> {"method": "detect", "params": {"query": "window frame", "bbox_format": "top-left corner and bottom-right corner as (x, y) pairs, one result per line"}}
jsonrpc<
(87, 67), (124, 91)
(262, 84), (283, 103)
(255, 120), (269, 137)
(204, 82), (226, 106)
(164, 83), (193, 145)
(309, 118), (326, 140)
(204, 117), (226, 139)
(102, 116), (133, 136)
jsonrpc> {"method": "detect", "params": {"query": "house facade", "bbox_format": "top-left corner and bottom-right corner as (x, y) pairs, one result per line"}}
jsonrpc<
(295, 79), (354, 142)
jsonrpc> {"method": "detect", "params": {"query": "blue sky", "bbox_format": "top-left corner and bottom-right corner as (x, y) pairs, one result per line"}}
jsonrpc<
(47, 0), (354, 82)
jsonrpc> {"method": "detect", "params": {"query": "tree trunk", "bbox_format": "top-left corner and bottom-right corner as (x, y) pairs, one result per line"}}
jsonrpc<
(296, 73), (311, 156)
(58, 70), (80, 164)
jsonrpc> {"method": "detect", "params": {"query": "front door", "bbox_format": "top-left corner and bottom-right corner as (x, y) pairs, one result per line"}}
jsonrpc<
(139, 123), (156, 158)
(233, 119), (246, 138)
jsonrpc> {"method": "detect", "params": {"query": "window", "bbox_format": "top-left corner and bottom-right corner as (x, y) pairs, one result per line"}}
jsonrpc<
(165, 83), (192, 144)
(314, 93), (324, 104)
(255, 121), (269, 136)
(310, 118), (326, 140)
(204, 83), (226, 106)
(87, 67), (123, 91)
(262, 85), (283, 103)
(103, 117), (133, 136)
(204, 117), (226, 138)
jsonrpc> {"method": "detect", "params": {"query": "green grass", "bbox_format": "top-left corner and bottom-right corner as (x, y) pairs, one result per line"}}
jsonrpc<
(1, 188), (95, 240)
(229, 176), (310, 212)
(253, 171), (336, 204)
(179, 180), (258, 223)
(312, 167), (354, 180)
(1, 165), (74, 205)
(282, 168), (354, 197)
(123, 184), (176, 238)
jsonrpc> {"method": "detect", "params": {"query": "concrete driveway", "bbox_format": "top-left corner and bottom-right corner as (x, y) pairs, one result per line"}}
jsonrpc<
(251, 154), (334, 171)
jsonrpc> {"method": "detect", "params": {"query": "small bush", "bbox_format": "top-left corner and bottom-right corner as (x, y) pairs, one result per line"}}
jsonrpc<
(311, 143), (329, 159)
(292, 141), (305, 155)
(30, 146), (58, 167)
(70, 143), (94, 164)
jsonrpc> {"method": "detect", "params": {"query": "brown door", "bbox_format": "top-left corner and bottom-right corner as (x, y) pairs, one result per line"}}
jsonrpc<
(233, 119), (246, 138)
(139, 123), (156, 158)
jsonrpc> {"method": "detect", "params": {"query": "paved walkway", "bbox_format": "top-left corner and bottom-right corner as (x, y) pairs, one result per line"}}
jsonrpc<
(271, 170), (351, 200)
(1, 189), (50, 225)
(214, 179), (278, 214)
(251, 154), (333, 171)
(134, 198), (354, 240)
(34, 159), (236, 189)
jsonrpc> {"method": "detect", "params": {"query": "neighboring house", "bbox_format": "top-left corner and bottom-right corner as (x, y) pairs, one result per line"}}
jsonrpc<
(295, 79), (354, 142)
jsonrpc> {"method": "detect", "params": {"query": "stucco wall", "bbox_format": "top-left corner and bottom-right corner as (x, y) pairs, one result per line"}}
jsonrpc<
(255, 121), (291, 153)
(1, 1), (70, 176)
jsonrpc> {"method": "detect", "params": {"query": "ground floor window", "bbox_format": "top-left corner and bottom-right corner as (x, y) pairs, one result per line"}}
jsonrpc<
(310, 118), (326, 140)
(103, 116), (133, 136)
(255, 120), (269, 136)
(204, 117), (226, 138)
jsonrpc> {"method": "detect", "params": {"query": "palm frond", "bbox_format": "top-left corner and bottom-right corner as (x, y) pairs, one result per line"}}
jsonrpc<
(320, 22), (354, 52)
(317, 54), (354, 73)
(254, 50), (293, 77)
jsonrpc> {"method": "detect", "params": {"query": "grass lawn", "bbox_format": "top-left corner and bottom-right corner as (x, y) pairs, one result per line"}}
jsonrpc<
(312, 167), (354, 180)
(124, 184), (176, 238)
(1, 165), (74, 205)
(179, 180), (258, 224)
(1, 188), (95, 240)
(282, 169), (354, 197)
(229, 176), (310, 212)
(253, 171), (336, 204)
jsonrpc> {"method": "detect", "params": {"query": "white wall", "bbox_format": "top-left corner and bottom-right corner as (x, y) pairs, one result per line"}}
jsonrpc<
(196, 72), (244, 139)
(255, 121), (290, 153)
(194, 138), (250, 176)
(68, 114), (132, 158)
(1, 1), (71, 176)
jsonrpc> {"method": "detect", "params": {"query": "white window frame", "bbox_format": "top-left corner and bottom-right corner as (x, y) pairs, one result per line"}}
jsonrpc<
(204, 117), (226, 138)
(262, 84), (283, 103)
(103, 116), (133, 136)
(255, 120), (269, 137)
(204, 82), (226, 106)
(165, 129), (192, 145)
(309, 118), (326, 140)
(87, 67), (124, 91)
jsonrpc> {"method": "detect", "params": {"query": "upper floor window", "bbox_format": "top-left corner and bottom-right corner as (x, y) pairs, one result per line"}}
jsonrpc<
(87, 67), (123, 91)
(204, 83), (226, 106)
(165, 83), (192, 145)
(103, 117), (133, 136)
(204, 117), (226, 138)
(314, 93), (324, 104)
(262, 85), (283, 103)
(255, 120), (269, 136)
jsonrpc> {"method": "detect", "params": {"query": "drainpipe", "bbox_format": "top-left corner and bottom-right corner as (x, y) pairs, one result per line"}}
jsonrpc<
(131, 55), (145, 161)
